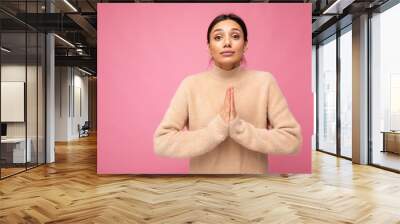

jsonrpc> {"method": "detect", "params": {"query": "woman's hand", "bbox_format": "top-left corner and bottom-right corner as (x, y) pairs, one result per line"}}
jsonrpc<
(219, 87), (237, 124)
(219, 87), (231, 123)
(230, 87), (237, 121)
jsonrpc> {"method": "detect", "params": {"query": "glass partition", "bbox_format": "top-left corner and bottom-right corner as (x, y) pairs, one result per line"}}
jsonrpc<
(339, 27), (352, 158)
(1, 30), (28, 177)
(0, 1), (46, 179)
(371, 3), (400, 171)
(27, 30), (38, 169)
(317, 35), (337, 155)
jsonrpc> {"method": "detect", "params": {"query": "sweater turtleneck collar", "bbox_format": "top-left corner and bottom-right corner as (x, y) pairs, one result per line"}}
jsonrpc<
(209, 62), (246, 81)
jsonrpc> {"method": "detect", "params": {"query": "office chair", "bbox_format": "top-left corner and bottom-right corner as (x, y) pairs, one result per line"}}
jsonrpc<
(79, 121), (90, 138)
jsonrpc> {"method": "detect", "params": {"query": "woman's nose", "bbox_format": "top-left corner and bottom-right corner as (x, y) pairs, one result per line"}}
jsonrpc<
(223, 37), (232, 47)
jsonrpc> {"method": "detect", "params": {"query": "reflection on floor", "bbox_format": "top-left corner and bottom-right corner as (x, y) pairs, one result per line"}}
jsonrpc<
(0, 167), (25, 178)
(0, 163), (40, 178)
(373, 150), (400, 171)
(0, 134), (400, 223)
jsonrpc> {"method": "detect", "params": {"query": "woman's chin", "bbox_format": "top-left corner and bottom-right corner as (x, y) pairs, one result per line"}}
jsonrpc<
(216, 58), (240, 65)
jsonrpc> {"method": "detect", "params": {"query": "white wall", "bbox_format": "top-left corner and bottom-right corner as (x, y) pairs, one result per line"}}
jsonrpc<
(70, 72), (89, 139)
(1, 64), (46, 164)
(1, 66), (26, 131)
(55, 66), (69, 141)
(55, 66), (89, 141)
(1, 65), (41, 137)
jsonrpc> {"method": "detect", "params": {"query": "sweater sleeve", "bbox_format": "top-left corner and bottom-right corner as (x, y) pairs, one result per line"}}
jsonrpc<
(153, 78), (229, 158)
(228, 75), (302, 155)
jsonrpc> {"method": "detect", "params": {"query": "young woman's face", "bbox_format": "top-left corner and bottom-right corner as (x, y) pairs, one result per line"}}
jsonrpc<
(208, 19), (247, 70)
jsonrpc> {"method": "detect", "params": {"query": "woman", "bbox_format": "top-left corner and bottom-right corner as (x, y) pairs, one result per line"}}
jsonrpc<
(153, 13), (302, 174)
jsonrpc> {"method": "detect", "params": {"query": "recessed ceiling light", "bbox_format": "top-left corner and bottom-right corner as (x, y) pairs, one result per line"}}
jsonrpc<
(63, 0), (78, 12)
(323, 0), (354, 15)
(54, 34), (75, 48)
(1, 47), (11, 53)
(78, 67), (93, 76)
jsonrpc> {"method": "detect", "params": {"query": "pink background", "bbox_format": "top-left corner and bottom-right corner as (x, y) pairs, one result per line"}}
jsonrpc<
(97, 3), (312, 174)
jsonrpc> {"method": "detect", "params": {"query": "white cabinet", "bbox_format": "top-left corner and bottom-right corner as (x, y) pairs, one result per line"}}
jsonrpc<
(1, 138), (32, 163)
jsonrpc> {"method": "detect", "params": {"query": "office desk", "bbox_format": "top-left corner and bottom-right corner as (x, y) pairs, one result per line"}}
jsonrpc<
(381, 131), (400, 154)
(1, 138), (32, 163)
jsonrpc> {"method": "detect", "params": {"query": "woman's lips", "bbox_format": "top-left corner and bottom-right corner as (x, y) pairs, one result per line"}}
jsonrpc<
(221, 51), (235, 57)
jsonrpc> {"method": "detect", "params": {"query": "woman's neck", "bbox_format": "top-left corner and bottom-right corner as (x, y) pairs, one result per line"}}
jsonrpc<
(214, 62), (241, 70)
(209, 61), (246, 81)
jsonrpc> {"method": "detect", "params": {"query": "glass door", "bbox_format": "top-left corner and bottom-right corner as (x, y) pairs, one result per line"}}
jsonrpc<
(317, 35), (337, 155)
(339, 26), (352, 159)
(370, 3), (400, 171)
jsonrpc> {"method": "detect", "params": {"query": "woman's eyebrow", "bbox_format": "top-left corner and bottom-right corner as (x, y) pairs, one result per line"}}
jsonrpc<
(212, 28), (223, 33)
(212, 28), (241, 33)
(231, 28), (241, 32)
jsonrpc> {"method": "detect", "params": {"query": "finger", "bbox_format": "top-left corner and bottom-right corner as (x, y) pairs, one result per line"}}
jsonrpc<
(224, 88), (229, 107)
(225, 88), (231, 114)
(232, 87), (236, 112)
(227, 87), (232, 119)
(228, 88), (232, 106)
(228, 87), (232, 118)
(230, 87), (234, 108)
(231, 88), (236, 119)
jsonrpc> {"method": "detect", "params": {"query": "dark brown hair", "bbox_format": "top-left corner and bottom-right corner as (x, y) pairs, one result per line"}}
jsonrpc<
(207, 13), (248, 44)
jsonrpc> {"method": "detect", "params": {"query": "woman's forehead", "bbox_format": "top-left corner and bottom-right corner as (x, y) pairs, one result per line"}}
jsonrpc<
(212, 20), (242, 32)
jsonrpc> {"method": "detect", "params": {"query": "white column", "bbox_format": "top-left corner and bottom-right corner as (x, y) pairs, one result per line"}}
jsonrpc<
(46, 1), (55, 163)
(352, 14), (369, 164)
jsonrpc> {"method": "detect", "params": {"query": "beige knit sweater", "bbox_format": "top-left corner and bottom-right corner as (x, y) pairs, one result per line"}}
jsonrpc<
(153, 62), (302, 174)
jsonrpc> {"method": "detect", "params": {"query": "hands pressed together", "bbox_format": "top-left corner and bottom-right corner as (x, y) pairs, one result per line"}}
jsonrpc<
(219, 87), (237, 124)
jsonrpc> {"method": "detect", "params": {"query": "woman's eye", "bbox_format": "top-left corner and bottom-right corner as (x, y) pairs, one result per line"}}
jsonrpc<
(214, 36), (222, 41)
(233, 34), (240, 39)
